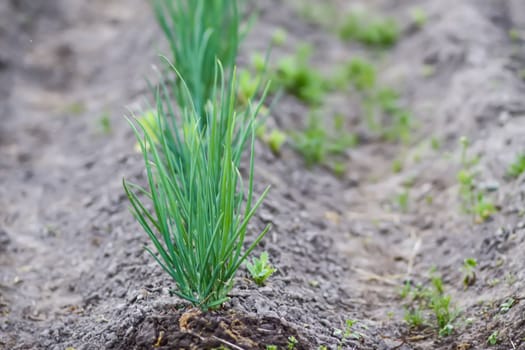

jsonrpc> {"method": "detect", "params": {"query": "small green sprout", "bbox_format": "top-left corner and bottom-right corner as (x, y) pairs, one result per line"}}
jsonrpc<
(392, 159), (403, 173)
(509, 28), (521, 42)
(487, 278), (500, 287)
(473, 195), (496, 222)
(272, 28), (287, 46)
(400, 281), (412, 299)
(266, 346), (278, 350)
(344, 58), (377, 91)
(256, 123), (267, 139)
(272, 45), (327, 105)
(292, 114), (355, 167)
(287, 336), (298, 350)
(421, 64), (436, 77)
(343, 319), (361, 340)
(332, 161), (347, 178)
(334, 320), (361, 349)
(246, 252), (276, 286)
(431, 136), (441, 151)
(266, 129), (287, 155)
(99, 112), (111, 135)
(487, 331), (499, 345)
(505, 272), (517, 286)
(292, 116), (327, 166)
(367, 88), (413, 143)
(395, 189), (409, 213)
(400, 273), (458, 336)
(507, 153), (525, 179)
(429, 275), (458, 336)
(238, 69), (260, 106)
(410, 8), (427, 28)
(251, 53), (267, 73)
(500, 298), (515, 314)
(134, 109), (160, 152)
(462, 258), (477, 288)
(438, 323), (454, 337)
(404, 307), (424, 328)
(457, 137), (496, 222)
(340, 11), (399, 47)
(65, 101), (86, 115)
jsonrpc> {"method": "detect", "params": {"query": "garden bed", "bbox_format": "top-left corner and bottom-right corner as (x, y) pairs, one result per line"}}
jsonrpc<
(1, 0), (525, 349)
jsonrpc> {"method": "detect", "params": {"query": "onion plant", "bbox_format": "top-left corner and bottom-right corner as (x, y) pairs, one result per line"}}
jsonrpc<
(123, 64), (270, 310)
(153, 0), (243, 128)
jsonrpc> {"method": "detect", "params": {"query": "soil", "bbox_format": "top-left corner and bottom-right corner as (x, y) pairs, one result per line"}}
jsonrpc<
(1, 0), (525, 349)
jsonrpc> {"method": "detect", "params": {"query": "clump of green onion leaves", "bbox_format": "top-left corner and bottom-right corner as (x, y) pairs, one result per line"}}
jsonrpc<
(153, 0), (243, 127)
(123, 63), (270, 310)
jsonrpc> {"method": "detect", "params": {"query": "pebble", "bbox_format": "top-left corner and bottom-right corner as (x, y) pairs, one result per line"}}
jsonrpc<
(259, 286), (274, 296)
(320, 319), (331, 327)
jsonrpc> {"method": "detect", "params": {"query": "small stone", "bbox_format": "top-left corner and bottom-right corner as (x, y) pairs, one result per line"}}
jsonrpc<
(479, 181), (499, 192)
(259, 286), (273, 296)
(320, 319), (331, 328)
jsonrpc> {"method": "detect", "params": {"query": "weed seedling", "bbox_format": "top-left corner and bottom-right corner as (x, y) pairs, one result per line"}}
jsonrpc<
(377, 89), (412, 143)
(505, 272), (517, 286)
(134, 109), (160, 152)
(462, 258), (477, 288)
(410, 8), (427, 28)
(487, 331), (499, 345)
(238, 69), (261, 106)
(287, 336), (298, 350)
(65, 101), (86, 115)
(266, 129), (287, 155)
(272, 28), (287, 46)
(500, 298), (515, 314)
(507, 153), (525, 179)
(400, 273), (458, 336)
(332, 161), (347, 178)
(404, 307), (425, 328)
(340, 11), (399, 47)
(99, 112), (111, 135)
(395, 189), (410, 213)
(509, 29), (521, 42)
(266, 346), (277, 350)
(251, 52), (267, 73)
(335, 319), (361, 349)
(272, 45), (327, 106)
(428, 275), (458, 336)
(246, 251), (276, 286)
(364, 88), (413, 143)
(292, 116), (326, 166)
(344, 58), (377, 92)
(421, 64), (436, 78)
(292, 113), (355, 167)
(400, 281), (412, 299)
(457, 137), (496, 222)
(392, 159), (403, 173)
(431, 136), (441, 151)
